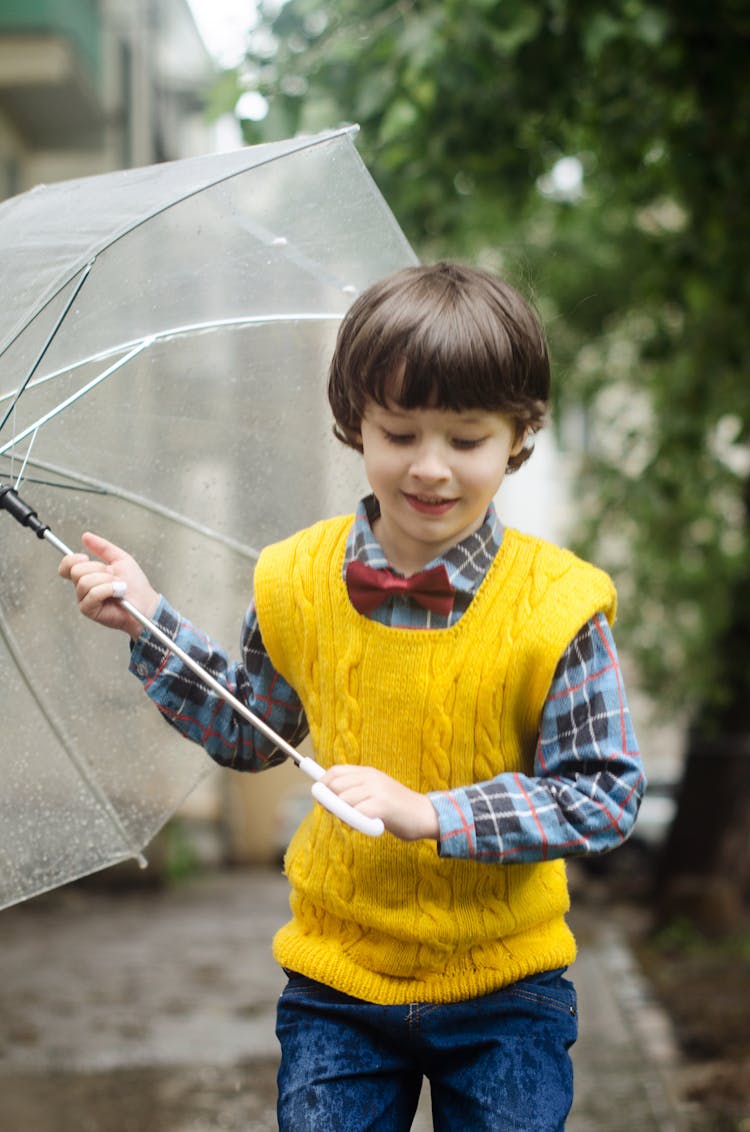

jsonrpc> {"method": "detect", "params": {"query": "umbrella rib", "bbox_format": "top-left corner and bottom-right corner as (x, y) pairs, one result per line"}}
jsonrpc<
(0, 127), (361, 367)
(5, 455), (262, 560)
(0, 313), (342, 411)
(0, 260), (93, 438)
(0, 603), (148, 869)
(81, 125), (360, 260)
(0, 341), (148, 457)
(10, 427), (37, 490)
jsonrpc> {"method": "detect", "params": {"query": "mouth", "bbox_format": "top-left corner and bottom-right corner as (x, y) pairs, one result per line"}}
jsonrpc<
(404, 493), (458, 516)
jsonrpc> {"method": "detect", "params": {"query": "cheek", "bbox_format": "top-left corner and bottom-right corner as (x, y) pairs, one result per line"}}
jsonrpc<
(460, 448), (512, 494)
(362, 446), (395, 489)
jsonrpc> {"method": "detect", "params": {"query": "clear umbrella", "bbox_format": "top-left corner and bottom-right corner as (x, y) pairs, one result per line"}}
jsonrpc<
(0, 126), (417, 910)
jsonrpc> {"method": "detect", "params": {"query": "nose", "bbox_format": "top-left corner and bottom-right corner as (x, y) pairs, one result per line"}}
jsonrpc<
(408, 439), (451, 483)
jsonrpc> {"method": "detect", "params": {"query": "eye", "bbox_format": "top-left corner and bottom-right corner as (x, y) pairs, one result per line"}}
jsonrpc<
(451, 436), (486, 450)
(383, 430), (415, 445)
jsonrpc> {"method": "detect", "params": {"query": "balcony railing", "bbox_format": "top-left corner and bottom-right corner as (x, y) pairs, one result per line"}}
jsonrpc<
(0, 0), (101, 78)
(0, 0), (103, 147)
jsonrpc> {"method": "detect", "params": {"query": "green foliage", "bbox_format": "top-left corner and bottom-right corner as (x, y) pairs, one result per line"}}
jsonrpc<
(162, 819), (201, 883)
(235, 0), (750, 726)
(649, 915), (750, 963)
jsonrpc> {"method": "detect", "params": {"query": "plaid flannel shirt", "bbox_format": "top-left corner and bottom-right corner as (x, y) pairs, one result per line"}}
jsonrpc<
(130, 497), (644, 863)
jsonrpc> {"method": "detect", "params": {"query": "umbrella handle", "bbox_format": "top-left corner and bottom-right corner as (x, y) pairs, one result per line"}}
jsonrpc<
(298, 757), (385, 838)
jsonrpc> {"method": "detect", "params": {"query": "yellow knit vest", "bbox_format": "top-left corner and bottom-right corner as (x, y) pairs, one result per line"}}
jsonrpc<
(254, 515), (617, 1005)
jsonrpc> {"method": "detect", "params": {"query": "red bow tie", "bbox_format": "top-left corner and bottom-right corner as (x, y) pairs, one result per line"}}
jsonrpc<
(346, 560), (454, 617)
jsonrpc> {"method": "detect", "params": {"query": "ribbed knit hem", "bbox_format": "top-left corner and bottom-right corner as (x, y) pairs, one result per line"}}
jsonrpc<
(272, 918), (577, 1006)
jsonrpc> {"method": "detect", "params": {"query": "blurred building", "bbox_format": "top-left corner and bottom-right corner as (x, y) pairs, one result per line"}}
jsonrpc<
(0, 0), (216, 198)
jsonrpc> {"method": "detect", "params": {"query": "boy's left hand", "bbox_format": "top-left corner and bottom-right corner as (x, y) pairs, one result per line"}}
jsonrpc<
(320, 765), (439, 842)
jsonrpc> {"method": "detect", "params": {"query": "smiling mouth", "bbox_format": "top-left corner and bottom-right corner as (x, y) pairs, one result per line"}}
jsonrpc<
(404, 493), (457, 514)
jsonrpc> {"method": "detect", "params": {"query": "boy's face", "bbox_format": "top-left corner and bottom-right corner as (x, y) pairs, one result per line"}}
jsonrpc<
(358, 398), (525, 574)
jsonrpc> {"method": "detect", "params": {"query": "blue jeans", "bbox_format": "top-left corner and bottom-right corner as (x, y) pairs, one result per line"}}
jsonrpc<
(275, 968), (577, 1131)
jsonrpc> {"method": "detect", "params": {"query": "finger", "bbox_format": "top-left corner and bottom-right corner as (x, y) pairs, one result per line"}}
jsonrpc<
(325, 774), (380, 811)
(58, 552), (89, 579)
(324, 763), (377, 783)
(73, 569), (120, 606)
(78, 577), (127, 617)
(322, 767), (367, 795)
(81, 531), (128, 564)
(69, 560), (114, 587)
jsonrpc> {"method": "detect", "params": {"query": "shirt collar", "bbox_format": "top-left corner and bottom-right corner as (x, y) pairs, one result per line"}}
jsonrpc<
(345, 494), (503, 595)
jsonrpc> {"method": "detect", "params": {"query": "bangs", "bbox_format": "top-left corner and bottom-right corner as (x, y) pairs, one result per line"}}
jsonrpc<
(328, 262), (550, 450)
(367, 281), (548, 418)
(370, 320), (521, 416)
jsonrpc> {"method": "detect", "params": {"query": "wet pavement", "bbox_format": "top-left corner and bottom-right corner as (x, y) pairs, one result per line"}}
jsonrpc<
(0, 866), (691, 1131)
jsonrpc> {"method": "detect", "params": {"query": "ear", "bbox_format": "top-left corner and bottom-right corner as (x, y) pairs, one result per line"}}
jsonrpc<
(347, 427), (364, 454)
(510, 425), (530, 457)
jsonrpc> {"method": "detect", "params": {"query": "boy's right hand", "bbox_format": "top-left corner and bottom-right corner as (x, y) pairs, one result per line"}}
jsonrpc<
(58, 532), (160, 641)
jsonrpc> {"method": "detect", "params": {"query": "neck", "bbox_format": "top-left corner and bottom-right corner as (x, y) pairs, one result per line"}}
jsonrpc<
(371, 516), (438, 575)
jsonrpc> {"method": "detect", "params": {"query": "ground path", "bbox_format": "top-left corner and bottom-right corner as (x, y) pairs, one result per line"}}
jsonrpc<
(0, 867), (691, 1130)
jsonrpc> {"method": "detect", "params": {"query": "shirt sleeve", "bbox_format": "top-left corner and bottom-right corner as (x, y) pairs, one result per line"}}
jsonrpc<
(128, 595), (309, 771)
(430, 612), (646, 863)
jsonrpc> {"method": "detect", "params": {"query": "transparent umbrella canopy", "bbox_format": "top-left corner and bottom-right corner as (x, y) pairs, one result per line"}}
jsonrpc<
(0, 126), (417, 910)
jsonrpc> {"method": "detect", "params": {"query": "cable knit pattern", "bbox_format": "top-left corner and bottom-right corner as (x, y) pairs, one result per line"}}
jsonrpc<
(254, 515), (617, 1005)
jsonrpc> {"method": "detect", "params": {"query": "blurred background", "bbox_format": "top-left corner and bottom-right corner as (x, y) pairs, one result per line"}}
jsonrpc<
(1, 3), (748, 1128)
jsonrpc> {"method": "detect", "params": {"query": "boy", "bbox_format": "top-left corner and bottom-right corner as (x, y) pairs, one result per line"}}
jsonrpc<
(61, 262), (644, 1131)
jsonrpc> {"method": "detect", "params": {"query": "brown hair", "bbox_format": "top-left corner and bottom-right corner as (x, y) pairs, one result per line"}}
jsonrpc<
(327, 261), (550, 471)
